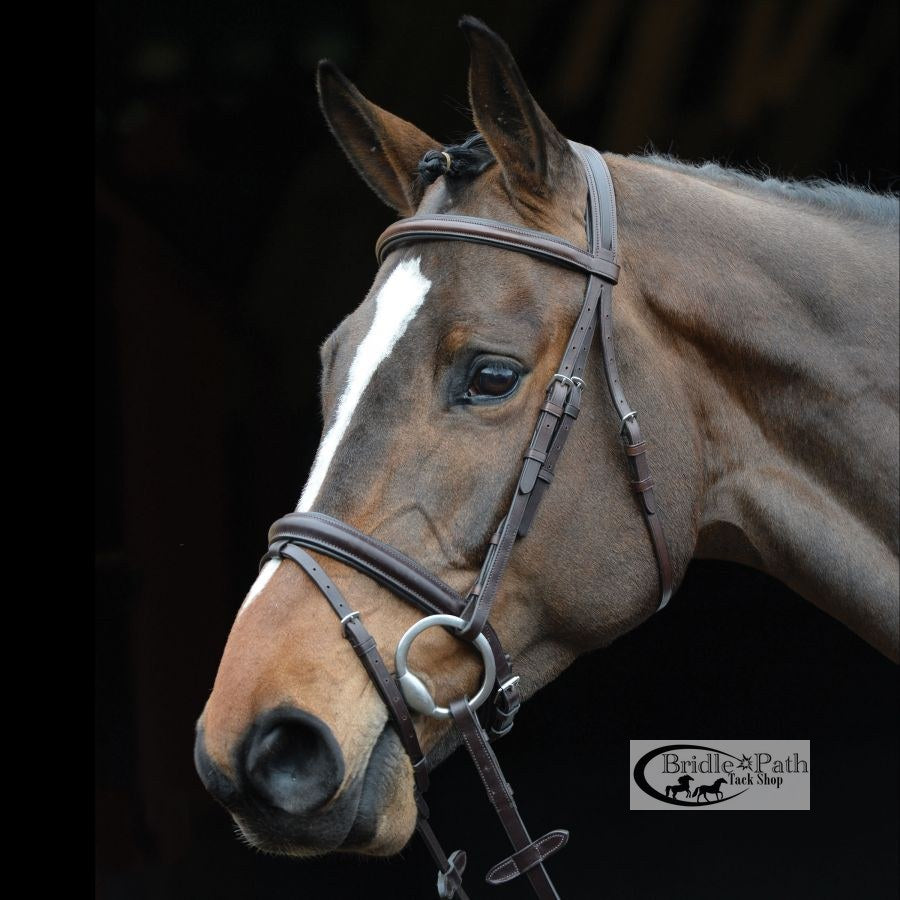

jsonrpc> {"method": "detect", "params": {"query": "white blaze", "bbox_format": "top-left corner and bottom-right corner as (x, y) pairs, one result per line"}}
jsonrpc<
(237, 558), (280, 617)
(235, 257), (431, 619)
(296, 256), (431, 512)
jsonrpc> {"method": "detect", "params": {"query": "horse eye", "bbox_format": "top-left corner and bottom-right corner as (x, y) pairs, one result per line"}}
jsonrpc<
(466, 363), (520, 400)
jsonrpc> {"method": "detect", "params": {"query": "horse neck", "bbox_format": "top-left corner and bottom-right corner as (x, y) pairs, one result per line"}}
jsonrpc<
(604, 154), (899, 660)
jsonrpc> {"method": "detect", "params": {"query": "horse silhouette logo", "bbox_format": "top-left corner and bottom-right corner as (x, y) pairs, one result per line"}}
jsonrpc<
(665, 774), (694, 800)
(692, 778), (728, 802)
(632, 743), (759, 807)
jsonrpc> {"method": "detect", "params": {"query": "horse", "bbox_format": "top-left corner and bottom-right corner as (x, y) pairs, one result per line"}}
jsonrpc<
(666, 775), (694, 800)
(693, 778), (728, 802)
(194, 14), (898, 869)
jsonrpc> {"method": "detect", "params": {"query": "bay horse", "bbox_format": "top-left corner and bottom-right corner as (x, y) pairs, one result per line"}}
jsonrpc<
(195, 14), (898, 871)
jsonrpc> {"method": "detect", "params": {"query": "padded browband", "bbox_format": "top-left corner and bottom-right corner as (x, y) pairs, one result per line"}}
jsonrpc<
(376, 214), (621, 284)
(268, 511), (464, 615)
(267, 510), (524, 741)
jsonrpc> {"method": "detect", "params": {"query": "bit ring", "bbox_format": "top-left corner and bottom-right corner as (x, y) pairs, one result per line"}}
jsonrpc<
(395, 614), (496, 720)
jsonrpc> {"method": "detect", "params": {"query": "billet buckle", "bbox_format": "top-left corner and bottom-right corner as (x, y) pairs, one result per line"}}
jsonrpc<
(395, 614), (496, 720)
(488, 675), (522, 739)
(547, 372), (585, 395)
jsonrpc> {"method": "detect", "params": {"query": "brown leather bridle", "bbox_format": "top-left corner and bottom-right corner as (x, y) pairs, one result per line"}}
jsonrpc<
(262, 143), (672, 898)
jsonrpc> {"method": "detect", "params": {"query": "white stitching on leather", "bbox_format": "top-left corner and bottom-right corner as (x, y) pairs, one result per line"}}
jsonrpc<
(486, 832), (567, 884)
(456, 715), (498, 804)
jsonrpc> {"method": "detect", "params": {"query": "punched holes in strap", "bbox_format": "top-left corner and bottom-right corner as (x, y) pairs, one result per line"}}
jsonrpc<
(342, 616), (430, 793)
(270, 540), (431, 794)
(517, 381), (583, 539)
(540, 399), (565, 418)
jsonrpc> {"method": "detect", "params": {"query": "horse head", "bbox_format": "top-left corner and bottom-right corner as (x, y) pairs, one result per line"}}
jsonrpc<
(194, 17), (692, 858)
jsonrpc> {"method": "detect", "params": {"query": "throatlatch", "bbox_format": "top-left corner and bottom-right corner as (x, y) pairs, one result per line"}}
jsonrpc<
(264, 143), (672, 899)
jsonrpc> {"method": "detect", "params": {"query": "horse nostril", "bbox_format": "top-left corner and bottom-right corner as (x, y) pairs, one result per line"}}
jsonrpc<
(243, 707), (345, 815)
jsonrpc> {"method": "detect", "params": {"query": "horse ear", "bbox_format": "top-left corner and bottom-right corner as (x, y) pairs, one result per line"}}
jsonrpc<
(460, 16), (574, 199)
(317, 60), (441, 215)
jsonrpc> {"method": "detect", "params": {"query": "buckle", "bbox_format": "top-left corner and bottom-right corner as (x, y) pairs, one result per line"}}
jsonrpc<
(619, 408), (638, 435)
(489, 675), (522, 739)
(547, 372), (585, 394)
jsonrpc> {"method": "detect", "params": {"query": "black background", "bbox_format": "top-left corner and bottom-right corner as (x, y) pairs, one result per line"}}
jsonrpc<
(95, 1), (899, 897)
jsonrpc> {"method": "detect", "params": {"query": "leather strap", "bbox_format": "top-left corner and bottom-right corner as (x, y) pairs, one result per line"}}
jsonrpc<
(485, 831), (569, 887)
(267, 513), (523, 738)
(376, 143), (673, 628)
(416, 814), (469, 900)
(454, 145), (614, 637)
(449, 698), (565, 899)
(264, 542), (431, 793)
(269, 513), (465, 614)
(265, 541), (471, 896)
(377, 214), (620, 282)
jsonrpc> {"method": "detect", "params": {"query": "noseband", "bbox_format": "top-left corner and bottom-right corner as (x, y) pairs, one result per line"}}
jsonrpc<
(262, 143), (672, 898)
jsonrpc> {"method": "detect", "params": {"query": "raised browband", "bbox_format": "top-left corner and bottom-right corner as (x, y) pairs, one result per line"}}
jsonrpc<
(268, 511), (465, 615)
(376, 214), (621, 284)
(266, 511), (523, 738)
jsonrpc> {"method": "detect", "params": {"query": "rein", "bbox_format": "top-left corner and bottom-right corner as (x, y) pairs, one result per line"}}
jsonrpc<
(263, 143), (672, 898)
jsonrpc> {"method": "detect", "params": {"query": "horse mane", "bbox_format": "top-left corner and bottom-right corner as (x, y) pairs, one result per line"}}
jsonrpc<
(415, 135), (899, 229)
(641, 152), (899, 228)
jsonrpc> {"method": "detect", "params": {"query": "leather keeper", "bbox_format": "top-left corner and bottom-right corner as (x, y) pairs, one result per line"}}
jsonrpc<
(488, 683), (522, 739)
(625, 440), (647, 456)
(631, 474), (655, 493)
(523, 447), (548, 463)
(518, 456), (543, 494)
(485, 829), (569, 885)
(539, 399), (565, 417)
(344, 621), (374, 653)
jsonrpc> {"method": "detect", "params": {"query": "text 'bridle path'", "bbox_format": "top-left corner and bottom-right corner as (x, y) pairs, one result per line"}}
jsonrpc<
(263, 143), (672, 898)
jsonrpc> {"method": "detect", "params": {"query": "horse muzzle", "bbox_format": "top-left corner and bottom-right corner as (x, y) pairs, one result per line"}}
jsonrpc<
(194, 711), (413, 855)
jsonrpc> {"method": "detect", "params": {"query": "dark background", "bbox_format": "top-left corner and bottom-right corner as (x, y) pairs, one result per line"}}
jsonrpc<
(95, 1), (899, 897)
